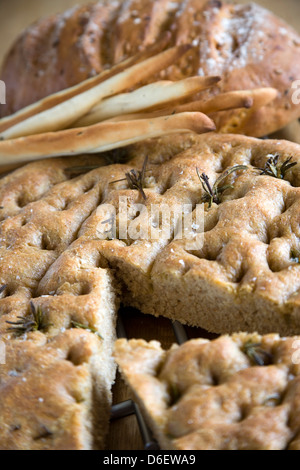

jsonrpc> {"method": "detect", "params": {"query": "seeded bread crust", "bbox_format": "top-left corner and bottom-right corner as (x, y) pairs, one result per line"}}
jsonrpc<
(114, 335), (300, 450)
(1, 0), (300, 137)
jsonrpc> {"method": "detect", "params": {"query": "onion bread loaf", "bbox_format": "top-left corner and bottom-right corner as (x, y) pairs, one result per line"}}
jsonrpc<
(115, 334), (300, 450)
(1, 0), (300, 137)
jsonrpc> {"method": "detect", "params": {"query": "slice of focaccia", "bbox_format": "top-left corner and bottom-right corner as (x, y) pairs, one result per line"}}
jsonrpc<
(0, 153), (118, 449)
(114, 335), (300, 450)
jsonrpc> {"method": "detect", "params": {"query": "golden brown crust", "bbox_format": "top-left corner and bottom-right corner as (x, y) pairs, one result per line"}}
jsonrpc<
(1, 1), (300, 137)
(2, 132), (300, 448)
(0, 112), (215, 165)
(2, 133), (300, 337)
(114, 334), (300, 450)
(0, 330), (100, 450)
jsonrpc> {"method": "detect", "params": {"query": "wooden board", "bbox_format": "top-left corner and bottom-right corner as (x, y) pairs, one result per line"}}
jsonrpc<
(0, 0), (299, 451)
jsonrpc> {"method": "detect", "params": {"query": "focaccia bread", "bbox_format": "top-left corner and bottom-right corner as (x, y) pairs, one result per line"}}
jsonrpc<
(1, 132), (300, 448)
(0, 154), (118, 450)
(114, 335), (300, 450)
(1, 134), (300, 336)
(1, 0), (300, 137)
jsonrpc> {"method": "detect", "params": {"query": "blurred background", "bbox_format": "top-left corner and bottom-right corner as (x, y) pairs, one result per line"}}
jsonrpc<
(0, 0), (299, 143)
(0, 0), (299, 64)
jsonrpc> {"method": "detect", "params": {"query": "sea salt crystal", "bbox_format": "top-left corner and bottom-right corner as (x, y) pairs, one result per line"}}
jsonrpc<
(38, 398), (44, 403)
(133, 18), (141, 25)
(279, 27), (287, 36)
(179, 259), (185, 267)
(167, 2), (179, 10)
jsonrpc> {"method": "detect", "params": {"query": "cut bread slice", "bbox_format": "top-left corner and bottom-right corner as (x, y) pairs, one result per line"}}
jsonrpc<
(0, 329), (112, 450)
(0, 266), (118, 450)
(0, 153), (118, 450)
(114, 335), (300, 450)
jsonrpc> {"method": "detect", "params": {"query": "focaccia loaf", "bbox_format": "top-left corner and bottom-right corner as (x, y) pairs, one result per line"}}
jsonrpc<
(2, 132), (300, 448)
(1, 133), (300, 337)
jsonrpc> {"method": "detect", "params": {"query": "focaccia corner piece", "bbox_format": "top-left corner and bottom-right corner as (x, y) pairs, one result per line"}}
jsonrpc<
(0, 153), (118, 450)
(115, 335), (300, 450)
(0, 329), (112, 450)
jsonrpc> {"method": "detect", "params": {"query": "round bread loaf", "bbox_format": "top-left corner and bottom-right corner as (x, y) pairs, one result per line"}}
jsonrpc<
(1, 0), (300, 137)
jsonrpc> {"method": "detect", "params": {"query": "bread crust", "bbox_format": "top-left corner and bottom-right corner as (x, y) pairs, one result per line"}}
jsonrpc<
(1, 1), (300, 137)
(114, 334), (300, 450)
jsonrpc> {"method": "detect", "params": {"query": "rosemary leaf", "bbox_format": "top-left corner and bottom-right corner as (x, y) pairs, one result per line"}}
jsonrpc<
(71, 321), (103, 339)
(0, 284), (7, 295)
(6, 302), (51, 336)
(256, 154), (297, 180)
(110, 155), (149, 200)
(243, 341), (273, 366)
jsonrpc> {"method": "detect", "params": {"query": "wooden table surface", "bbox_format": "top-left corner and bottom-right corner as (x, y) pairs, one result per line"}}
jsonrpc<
(0, 0), (299, 450)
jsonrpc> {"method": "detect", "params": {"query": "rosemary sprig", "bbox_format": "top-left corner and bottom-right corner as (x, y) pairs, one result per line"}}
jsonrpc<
(71, 321), (103, 339)
(256, 154), (297, 179)
(242, 341), (273, 366)
(6, 302), (51, 336)
(197, 165), (248, 208)
(110, 156), (149, 200)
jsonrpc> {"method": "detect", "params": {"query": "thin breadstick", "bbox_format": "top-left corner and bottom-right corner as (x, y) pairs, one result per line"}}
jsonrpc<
(74, 75), (221, 127)
(245, 87), (278, 109)
(180, 88), (277, 114)
(106, 88), (277, 123)
(0, 32), (172, 134)
(0, 112), (215, 166)
(0, 44), (191, 140)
